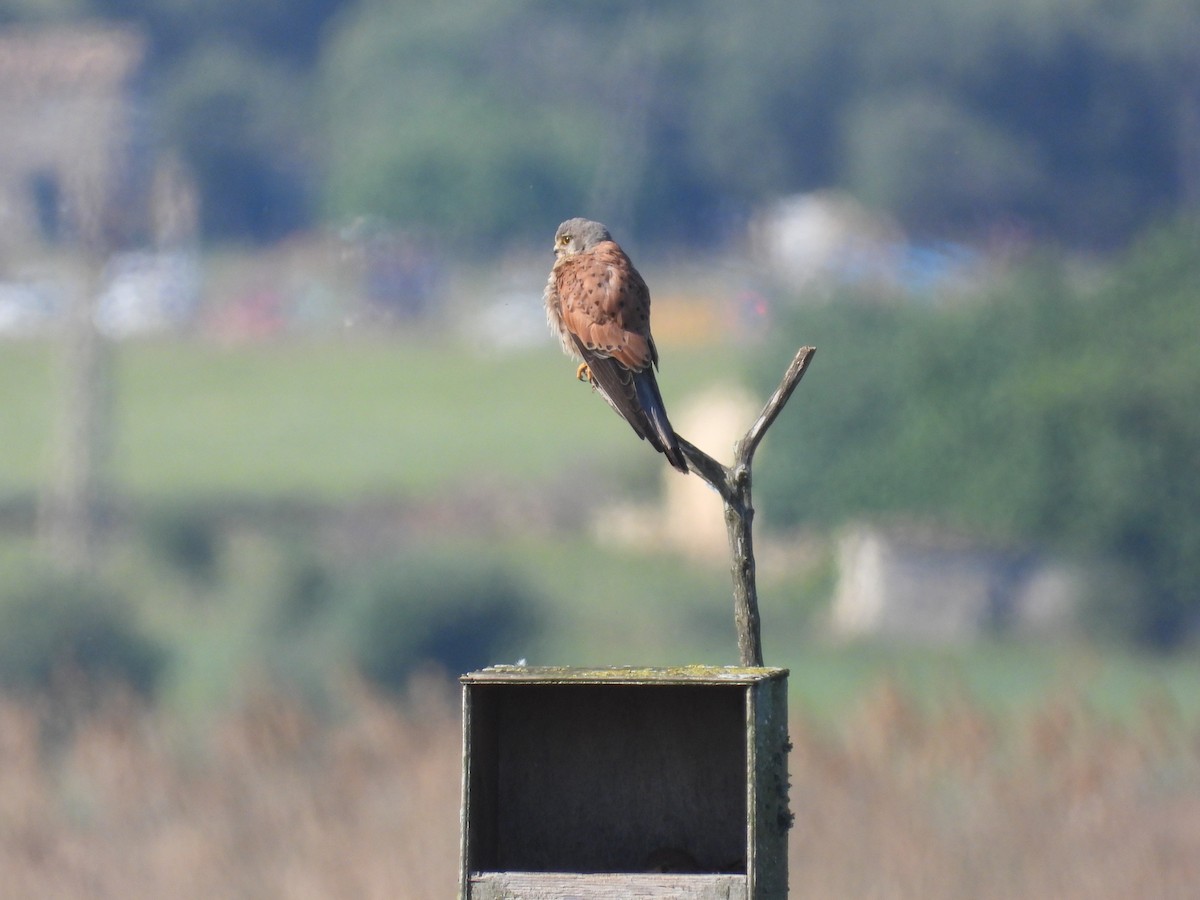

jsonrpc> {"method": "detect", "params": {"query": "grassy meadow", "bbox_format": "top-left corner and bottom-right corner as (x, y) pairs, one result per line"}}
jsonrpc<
(1, 335), (743, 500)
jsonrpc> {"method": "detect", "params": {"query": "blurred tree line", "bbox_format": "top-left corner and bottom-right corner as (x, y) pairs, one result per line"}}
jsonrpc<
(2, 0), (1197, 246)
(757, 220), (1200, 647)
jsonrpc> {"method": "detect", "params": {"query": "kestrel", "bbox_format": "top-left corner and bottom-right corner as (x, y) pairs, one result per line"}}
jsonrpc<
(544, 217), (688, 473)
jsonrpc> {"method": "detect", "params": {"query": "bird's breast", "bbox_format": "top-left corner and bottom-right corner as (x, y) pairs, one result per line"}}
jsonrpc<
(543, 273), (579, 359)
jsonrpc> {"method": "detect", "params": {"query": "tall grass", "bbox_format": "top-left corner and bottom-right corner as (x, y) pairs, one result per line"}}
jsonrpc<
(790, 679), (1200, 898)
(0, 678), (461, 899)
(2, 676), (1196, 898)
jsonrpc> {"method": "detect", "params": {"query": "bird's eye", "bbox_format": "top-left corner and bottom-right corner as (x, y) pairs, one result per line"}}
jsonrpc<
(559, 234), (571, 245)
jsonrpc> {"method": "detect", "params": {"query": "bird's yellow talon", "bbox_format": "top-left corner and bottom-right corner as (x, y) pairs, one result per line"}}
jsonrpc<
(576, 362), (593, 384)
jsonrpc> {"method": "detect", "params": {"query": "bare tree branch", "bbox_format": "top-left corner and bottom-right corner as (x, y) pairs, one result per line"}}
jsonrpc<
(676, 346), (817, 666)
(674, 435), (733, 505)
(741, 345), (818, 467)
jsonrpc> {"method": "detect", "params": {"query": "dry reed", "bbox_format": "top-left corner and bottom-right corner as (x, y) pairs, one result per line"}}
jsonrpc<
(1, 676), (1196, 898)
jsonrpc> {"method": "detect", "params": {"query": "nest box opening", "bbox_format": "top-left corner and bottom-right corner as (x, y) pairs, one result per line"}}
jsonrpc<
(466, 680), (746, 874)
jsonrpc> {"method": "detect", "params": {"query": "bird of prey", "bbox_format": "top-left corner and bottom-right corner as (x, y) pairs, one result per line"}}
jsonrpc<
(544, 217), (688, 473)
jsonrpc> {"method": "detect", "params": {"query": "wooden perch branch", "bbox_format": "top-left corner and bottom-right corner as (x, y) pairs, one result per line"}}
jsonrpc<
(676, 345), (816, 667)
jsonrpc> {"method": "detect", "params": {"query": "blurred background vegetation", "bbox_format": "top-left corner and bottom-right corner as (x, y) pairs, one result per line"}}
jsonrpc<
(3, 0), (1196, 247)
(0, 0), (1195, 703)
(0, 2), (1199, 891)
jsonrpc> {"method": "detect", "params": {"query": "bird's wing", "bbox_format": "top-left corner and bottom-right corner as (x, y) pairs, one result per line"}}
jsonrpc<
(554, 241), (656, 372)
(570, 335), (652, 439)
(575, 341), (686, 472)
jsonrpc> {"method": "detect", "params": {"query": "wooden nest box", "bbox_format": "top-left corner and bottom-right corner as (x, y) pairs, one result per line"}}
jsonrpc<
(460, 665), (791, 899)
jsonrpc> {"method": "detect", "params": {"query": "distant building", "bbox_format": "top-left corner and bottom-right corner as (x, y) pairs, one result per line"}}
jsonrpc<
(831, 523), (1081, 643)
(660, 386), (757, 559)
(749, 191), (982, 298)
(0, 25), (195, 255)
(589, 384), (757, 560)
(0, 26), (202, 337)
(750, 191), (905, 293)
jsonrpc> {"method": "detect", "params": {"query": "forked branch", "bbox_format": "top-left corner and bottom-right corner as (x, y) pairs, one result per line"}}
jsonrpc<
(676, 345), (816, 667)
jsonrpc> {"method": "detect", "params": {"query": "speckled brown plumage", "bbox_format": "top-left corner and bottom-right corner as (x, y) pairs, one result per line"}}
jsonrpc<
(544, 218), (687, 473)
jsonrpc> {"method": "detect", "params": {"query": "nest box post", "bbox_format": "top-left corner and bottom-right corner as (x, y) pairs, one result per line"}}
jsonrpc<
(459, 666), (790, 899)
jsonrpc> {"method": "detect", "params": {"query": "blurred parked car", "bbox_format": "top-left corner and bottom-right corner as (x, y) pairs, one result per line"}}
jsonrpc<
(0, 280), (61, 336)
(94, 251), (201, 338)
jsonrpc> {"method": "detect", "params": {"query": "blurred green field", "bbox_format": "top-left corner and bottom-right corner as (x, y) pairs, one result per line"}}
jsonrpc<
(447, 536), (1200, 728)
(5, 333), (1199, 733)
(0, 335), (744, 500)
(111, 519), (1200, 727)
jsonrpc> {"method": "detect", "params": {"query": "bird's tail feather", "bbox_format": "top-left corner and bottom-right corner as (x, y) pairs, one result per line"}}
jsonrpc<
(634, 373), (688, 473)
(575, 337), (688, 473)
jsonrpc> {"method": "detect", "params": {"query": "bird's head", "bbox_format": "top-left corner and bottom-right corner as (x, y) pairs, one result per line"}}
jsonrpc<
(553, 218), (611, 258)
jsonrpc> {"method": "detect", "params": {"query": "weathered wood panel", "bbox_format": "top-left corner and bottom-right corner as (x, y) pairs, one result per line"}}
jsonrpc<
(462, 665), (785, 685)
(469, 871), (747, 900)
(460, 666), (789, 899)
(747, 673), (790, 898)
